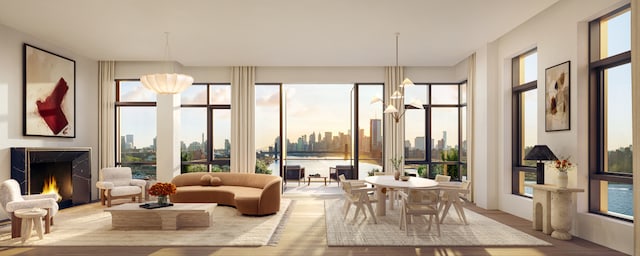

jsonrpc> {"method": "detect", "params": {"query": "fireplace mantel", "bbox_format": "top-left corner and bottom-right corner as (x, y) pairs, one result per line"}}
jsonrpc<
(11, 147), (92, 208)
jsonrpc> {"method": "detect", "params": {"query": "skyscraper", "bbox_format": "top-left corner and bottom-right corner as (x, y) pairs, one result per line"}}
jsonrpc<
(370, 119), (382, 152)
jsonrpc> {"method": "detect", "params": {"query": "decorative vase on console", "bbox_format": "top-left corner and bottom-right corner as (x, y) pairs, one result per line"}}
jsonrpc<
(554, 158), (573, 189)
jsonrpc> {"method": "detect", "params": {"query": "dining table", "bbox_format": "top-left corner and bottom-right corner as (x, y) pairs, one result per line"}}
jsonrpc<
(364, 175), (438, 216)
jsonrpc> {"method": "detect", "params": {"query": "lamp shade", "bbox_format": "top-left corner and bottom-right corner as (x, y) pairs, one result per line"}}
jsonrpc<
(140, 73), (194, 94)
(390, 90), (403, 99)
(383, 105), (399, 114)
(524, 145), (558, 161)
(400, 78), (414, 87)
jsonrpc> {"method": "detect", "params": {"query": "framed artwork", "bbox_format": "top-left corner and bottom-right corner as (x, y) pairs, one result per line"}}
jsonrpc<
(545, 61), (570, 132)
(23, 44), (76, 137)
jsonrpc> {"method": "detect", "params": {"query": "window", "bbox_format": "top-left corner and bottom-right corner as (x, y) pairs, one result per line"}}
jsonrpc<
(254, 83), (384, 181)
(404, 82), (467, 181)
(181, 84), (231, 173)
(511, 49), (538, 196)
(588, 5), (632, 220)
(115, 80), (157, 179)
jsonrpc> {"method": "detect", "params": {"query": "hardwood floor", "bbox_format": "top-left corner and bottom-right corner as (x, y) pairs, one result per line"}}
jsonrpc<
(0, 194), (628, 256)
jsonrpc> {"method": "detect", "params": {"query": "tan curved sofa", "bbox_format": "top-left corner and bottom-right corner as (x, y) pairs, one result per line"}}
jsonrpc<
(169, 172), (282, 216)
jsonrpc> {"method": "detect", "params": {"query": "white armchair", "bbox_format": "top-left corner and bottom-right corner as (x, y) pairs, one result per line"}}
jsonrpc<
(96, 167), (146, 207)
(0, 179), (59, 238)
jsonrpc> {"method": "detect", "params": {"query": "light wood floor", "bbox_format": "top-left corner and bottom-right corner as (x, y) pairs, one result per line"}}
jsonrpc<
(0, 194), (628, 256)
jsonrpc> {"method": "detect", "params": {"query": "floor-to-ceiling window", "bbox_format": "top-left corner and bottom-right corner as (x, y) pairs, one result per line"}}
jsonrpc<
(511, 49), (538, 196)
(588, 5), (633, 220)
(180, 83), (231, 173)
(404, 82), (467, 181)
(115, 80), (157, 179)
(116, 81), (231, 179)
(254, 83), (384, 181)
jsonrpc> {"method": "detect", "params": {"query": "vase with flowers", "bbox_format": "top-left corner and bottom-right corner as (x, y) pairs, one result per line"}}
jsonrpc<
(554, 157), (573, 188)
(390, 157), (403, 180)
(149, 182), (177, 205)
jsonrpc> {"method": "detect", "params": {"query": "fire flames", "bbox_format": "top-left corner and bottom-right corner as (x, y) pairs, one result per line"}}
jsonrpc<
(42, 176), (62, 202)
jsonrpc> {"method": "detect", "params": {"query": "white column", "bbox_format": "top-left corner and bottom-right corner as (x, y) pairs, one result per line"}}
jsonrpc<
(472, 42), (499, 209)
(156, 93), (181, 182)
(631, 0), (639, 255)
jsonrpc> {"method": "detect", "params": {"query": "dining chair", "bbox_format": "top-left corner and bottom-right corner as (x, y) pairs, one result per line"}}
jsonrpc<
(439, 180), (472, 224)
(399, 187), (441, 236)
(434, 174), (451, 182)
(340, 174), (377, 224)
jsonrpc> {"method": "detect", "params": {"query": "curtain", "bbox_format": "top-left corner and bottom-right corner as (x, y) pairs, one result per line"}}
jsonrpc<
(231, 66), (256, 173)
(466, 53), (476, 201)
(384, 66), (405, 174)
(631, 0), (639, 253)
(98, 61), (116, 169)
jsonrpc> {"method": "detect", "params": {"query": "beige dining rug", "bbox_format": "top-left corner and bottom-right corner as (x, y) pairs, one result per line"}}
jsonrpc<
(0, 199), (292, 247)
(324, 199), (550, 247)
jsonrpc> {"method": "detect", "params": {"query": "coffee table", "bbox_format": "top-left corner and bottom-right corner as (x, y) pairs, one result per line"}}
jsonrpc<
(104, 203), (217, 230)
(307, 176), (328, 186)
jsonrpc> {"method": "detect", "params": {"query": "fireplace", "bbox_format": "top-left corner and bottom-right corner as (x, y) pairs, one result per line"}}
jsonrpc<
(11, 147), (92, 209)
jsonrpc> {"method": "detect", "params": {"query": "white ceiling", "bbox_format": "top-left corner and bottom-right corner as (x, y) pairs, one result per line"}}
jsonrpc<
(0, 0), (558, 67)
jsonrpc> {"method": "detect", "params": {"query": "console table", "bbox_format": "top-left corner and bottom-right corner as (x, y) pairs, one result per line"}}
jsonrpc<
(525, 184), (584, 240)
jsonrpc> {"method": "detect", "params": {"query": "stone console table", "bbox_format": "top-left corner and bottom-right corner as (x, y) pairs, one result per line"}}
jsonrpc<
(525, 184), (584, 240)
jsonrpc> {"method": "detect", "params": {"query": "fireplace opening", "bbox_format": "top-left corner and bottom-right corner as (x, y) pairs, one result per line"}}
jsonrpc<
(30, 162), (73, 209)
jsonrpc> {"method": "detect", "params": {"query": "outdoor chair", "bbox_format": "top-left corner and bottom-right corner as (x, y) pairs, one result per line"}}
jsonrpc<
(284, 165), (305, 185)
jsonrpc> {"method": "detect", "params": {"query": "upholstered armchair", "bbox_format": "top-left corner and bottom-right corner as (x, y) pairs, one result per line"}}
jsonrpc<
(96, 167), (146, 207)
(0, 179), (59, 238)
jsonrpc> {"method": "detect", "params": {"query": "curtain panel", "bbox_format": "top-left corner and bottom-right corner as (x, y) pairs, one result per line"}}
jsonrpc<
(384, 66), (405, 174)
(98, 61), (116, 169)
(231, 66), (256, 173)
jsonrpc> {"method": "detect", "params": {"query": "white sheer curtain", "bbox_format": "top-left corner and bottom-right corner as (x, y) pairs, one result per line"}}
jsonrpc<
(384, 66), (405, 174)
(98, 61), (116, 169)
(466, 53), (476, 201)
(231, 66), (256, 173)
(631, 0), (639, 253)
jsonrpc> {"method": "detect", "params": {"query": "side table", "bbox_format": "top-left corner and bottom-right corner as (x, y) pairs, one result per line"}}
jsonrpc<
(525, 184), (584, 240)
(14, 208), (48, 243)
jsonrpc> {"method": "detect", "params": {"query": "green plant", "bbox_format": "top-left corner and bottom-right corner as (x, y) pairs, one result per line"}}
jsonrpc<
(255, 158), (273, 175)
(390, 157), (403, 171)
(417, 165), (427, 177)
(368, 168), (380, 176)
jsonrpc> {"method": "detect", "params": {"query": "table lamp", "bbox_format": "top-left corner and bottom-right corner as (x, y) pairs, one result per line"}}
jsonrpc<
(524, 145), (558, 184)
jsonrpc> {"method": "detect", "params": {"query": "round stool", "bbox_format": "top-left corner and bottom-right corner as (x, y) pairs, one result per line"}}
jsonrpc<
(14, 208), (47, 243)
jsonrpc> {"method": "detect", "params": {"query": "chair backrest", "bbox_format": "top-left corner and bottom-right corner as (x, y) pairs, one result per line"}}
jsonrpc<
(0, 179), (24, 211)
(434, 174), (451, 182)
(284, 165), (301, 171)
(373, 172), (390, 176)
(459, 180), (472, 201)
(405, 188), (440, 207)
(100, 167), (134, 186)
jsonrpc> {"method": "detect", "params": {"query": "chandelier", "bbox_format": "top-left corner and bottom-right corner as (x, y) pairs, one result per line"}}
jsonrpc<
(370, 33), (424, 122)
(140, 32), (194, 94)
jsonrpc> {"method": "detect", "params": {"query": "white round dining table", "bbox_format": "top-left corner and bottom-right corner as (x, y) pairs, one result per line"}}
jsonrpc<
(364, 175), (438, 216)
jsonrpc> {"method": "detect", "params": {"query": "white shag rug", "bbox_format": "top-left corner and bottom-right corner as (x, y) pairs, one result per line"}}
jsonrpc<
(0, 199), (292, 247)
(325, 199), (551, 247)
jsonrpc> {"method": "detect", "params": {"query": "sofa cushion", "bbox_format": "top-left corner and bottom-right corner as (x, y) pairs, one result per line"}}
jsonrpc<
(210, 176), (223, 186)
(200, 174), (213, 186)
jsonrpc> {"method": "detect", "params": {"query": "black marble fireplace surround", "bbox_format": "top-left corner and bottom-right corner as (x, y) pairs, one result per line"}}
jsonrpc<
(11, 147), (91, 209)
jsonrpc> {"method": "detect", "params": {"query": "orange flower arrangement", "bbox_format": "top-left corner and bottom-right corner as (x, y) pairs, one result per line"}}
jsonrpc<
(554, 158), (573, 172)
(148, 182), (177, 196)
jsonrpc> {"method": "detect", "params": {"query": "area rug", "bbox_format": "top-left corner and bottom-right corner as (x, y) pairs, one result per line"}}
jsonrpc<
(324, 199), (550, 247)
(0, 199), (292, 247)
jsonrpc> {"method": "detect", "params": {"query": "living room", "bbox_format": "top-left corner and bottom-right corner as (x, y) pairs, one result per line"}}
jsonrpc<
(0, 0), (638, 255)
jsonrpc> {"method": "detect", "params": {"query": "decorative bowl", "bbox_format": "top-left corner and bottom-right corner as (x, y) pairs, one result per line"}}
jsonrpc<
(400, 176), (410, 181)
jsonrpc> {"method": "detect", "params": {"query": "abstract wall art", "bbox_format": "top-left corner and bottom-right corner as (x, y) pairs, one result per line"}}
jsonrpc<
(545, 61), (570, 132)
(23, 44), (76, 137)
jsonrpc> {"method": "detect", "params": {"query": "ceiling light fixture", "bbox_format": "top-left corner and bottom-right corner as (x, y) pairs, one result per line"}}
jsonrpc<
(370, 32), (423, 123)
(140, 32), (194, 94)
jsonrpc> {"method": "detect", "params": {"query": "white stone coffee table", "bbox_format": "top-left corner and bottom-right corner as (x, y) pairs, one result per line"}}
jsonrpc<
(104, 203), (217, 230)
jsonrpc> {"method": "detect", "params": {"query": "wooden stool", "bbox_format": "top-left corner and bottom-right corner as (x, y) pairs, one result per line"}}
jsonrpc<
(14, 208), (47, 243)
